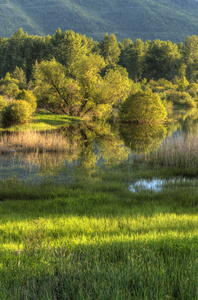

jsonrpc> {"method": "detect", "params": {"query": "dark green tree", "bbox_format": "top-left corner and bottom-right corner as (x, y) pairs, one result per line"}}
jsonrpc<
(144, 40), (181, 81)
(184, 35), (198, 81)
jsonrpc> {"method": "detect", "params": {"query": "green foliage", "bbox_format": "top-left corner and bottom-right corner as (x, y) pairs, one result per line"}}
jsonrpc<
(51, 29), (90, 72)
(184, 35), (198, 81)
(99, 33), (121, 67)
(0, 72), (20, 98)
(16, 89), (37, 111)
(119, 89), (167, 123)
(186, 82), (198, 99)
(177, 76), (190, 91)
(0, 96), (7, 112)
(125, 39), (147, 82)
(166, 90), (196, 108)
(33, 58), (83, 115)
(12, 66), (27, 90)
(144, 40), (181, 81)
(148, 78), (175, 93)
(1, 100), (34, 128)
(33, 57), (131, 119)
(1, 28), (198, 88)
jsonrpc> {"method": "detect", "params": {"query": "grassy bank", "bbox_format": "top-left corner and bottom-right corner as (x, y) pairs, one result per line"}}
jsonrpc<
(0, 165), (197, 299)
(0, 110), (82, 132)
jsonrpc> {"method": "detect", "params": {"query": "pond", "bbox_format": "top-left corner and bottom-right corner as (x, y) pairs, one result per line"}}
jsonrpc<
(1, 109), (198, 188)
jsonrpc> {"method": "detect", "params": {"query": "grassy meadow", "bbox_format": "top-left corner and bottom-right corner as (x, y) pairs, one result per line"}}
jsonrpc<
(0, 111), (198, 299)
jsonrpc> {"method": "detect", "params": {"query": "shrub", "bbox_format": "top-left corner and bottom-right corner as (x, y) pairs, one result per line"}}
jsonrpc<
(166, 91), (196, 108)
(16, 89), (37, 111)
(1, 100), (33, 128)
(119, 89), (167, 123)
(185, 83), (198, 99)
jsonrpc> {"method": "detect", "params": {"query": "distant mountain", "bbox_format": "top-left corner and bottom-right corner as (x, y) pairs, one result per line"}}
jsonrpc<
(1, 0), (198, 42)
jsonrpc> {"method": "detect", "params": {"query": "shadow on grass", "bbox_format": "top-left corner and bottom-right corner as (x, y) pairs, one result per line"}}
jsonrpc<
(33, 111), (82, 126)
(0, 238), (197, 300)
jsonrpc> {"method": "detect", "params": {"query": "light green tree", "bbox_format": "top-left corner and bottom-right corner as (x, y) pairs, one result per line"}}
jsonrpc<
(12, 66), (27, 90)
(119, 89), (167, 124)
(16, 89), (37, 111)
(99, 33), (121, 67)
(33, 57), (131, 119)
(0, 72), (20, 98)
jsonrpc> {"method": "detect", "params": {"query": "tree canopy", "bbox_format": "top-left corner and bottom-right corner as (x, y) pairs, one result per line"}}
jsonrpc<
(33, 56), (131, 119)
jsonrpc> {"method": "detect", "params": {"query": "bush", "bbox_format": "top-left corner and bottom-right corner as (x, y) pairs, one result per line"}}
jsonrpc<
(166, 91), (196, 108)
(119, 89), (167, 123)
(1, 100), (33, 128)
(16, 89), (37, 111)
(148, 78), (174, 93)
(0, 72), (20, 98)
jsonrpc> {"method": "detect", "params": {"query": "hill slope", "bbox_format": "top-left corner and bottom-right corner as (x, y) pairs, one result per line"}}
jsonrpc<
(1, 0), (198, 41)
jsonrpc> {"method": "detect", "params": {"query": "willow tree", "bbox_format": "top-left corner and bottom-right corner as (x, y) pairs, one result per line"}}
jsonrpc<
(119, 89), (167, 124)
(33, 56), (131, 119)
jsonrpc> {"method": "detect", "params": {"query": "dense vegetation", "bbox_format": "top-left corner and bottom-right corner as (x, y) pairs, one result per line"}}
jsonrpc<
(0, 28), (198, 299)
(1, 29), (198, 83)
(1, 29), (198, 126)
(1, 0), (198, 42)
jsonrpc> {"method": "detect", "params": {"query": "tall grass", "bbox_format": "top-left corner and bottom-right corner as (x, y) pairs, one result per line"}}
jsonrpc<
(0, 131), (77, 154)
(136, 133), (198, 170)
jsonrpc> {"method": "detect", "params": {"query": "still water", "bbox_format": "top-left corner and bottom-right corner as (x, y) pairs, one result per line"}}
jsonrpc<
(1, 109), (198, 188)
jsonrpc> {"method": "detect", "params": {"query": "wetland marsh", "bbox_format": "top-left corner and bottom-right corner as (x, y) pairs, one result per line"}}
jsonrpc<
(0, 109), (198, 299)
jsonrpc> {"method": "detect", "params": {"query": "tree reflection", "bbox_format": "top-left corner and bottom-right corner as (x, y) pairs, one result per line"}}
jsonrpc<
(59, 122), (129, 168)
(0, 122), (129, 176)
(166, 108), (198, 137)
(119, 123), (167, 154)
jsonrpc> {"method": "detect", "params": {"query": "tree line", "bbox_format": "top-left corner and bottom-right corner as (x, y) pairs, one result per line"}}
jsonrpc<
(1, 28), (198, 83)
(1, 28), (198, 127)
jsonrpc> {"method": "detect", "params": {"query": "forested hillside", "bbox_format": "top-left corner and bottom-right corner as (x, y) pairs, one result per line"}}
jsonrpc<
(1, 0), (198, 42)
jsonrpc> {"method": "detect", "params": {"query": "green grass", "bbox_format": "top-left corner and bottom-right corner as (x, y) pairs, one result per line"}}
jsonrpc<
(0, 110), (82, 132)
(0, 165), (197, 299)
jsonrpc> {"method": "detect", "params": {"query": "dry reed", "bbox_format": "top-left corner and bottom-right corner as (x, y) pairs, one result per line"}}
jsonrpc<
(141, 133), (198, 168)
(0, 131), (77, 154)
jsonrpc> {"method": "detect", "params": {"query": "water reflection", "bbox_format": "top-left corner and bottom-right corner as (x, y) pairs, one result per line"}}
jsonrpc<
(130, 179), (164, 192)
(0, 122), (129, 180)
(1, 108), (198, 182)
(166, 108), (198, 137)
(58, 123), (129, 167)
(129, 178), (193, 193)
(119, 123), (167, 154)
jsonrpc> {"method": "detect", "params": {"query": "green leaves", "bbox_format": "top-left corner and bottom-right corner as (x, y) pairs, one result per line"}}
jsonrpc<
(33, 56), (130, 119)
(119, 89), (167, 124)
(1, 100), (33, 128)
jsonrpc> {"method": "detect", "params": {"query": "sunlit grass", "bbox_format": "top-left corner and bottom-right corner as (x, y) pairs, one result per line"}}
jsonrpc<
(0, 174), (197, 299)
(0, 109), (82, 132)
